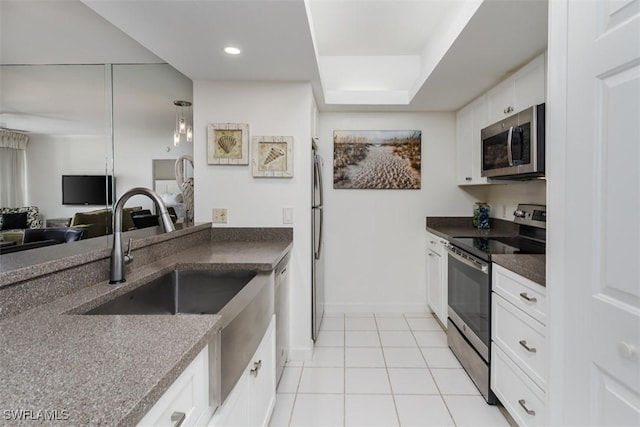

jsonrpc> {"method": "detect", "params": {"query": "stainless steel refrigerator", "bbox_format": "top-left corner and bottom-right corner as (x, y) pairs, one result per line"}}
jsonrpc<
(312, 139), (324, 341)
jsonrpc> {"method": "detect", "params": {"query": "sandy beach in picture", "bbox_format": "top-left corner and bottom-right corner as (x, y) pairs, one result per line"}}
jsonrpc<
(333, 130), (422, 189)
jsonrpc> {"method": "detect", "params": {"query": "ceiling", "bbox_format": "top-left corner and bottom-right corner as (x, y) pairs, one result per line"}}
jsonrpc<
(1, 0), (548, 112)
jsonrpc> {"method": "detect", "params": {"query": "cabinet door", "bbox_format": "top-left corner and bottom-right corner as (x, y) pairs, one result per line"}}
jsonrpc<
(208, 374), (249, 427)
(249, 316), (276, 427)
(487, 78), (516, 124)
(470, 97), (489, 183)
(487, 53), (546, 124)
(138, 346), (209, 427)
(427, 250), (444, 324)
(275, 263), (290, 385)
(456, 102), (474, 185)
(514, 54), (546, 111)
(456, 96), (489, 185)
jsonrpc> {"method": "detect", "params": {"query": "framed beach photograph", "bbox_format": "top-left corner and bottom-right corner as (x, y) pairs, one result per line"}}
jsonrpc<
(252, 136), (293, 178)
(207, 122), (249, 165)
(333, 130), (422, 189)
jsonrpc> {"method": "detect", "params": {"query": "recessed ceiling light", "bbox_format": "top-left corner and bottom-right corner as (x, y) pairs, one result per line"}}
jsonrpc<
(224, 46), (241, 55)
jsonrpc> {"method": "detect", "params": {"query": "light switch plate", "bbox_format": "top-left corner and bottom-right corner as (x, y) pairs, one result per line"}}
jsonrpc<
(212, 208), (228, 223)
(283, 207), (293, 224)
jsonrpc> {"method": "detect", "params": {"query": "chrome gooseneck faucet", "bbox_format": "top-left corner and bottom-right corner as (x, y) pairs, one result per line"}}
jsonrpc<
(109, 187), (176, 284)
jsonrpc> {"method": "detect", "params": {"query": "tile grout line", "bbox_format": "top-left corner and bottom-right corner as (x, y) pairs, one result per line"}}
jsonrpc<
(406, 312), (459, 427)
(285, 359), (305, 427)
(342, 312), (346, 427)
(375, 312), (402, 427)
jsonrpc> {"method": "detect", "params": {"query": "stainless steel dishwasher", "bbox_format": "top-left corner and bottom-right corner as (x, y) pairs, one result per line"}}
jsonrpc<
(275, 254), (290, 385)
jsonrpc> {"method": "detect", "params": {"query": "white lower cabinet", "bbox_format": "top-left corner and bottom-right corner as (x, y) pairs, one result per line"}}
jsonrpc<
(137, 345), (209, 427)
(426, 232), (448, 326)
(491, 264), (547, 427)
(208, 316), (276, 427)
(492, 346), (547, 427)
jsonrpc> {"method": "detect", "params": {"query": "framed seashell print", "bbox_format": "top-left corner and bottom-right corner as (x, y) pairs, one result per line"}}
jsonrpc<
(207, 122), (249, 165)
(251, 136), (293, 178)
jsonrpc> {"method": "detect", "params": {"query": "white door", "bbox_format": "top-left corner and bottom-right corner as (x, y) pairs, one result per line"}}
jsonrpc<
(547, 0), (640, 425)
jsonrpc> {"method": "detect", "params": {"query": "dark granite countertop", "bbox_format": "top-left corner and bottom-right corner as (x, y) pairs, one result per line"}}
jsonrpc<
(0, 232), (292, 426)
(426, 216), (545, 286)
(426, 216), (519, 240)
(492, 254), (546, 286)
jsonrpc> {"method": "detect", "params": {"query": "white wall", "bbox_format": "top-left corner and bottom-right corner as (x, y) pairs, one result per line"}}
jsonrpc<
(485, 180), (547, 220)
(318, 112), (478, 313)
(193, 81), (313, 358)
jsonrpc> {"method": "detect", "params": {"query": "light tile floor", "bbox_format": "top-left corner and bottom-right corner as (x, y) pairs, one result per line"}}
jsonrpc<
(269, 312), (511, 427)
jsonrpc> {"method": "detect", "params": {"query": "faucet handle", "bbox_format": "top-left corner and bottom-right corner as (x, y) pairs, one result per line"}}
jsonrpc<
(124, 238), (134, 263)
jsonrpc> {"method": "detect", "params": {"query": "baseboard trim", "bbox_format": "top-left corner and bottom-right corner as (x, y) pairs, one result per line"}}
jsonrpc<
(287, 345), (313, 362)
(324, 302), (429, 314)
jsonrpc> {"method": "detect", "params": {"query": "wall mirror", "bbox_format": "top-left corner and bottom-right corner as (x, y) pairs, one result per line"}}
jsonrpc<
(0, 2), (193, 266)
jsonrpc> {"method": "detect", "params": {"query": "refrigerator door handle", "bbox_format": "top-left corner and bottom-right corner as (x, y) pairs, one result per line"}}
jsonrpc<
(313, 156), (323, 207)
(315, 207), (323, 260)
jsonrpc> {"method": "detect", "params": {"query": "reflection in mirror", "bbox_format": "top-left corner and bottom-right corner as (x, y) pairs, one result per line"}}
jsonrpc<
(0, 1), (193, 273)
(0, 64), (113, 255)
(111, 63), (193, 225)
(0, 63), (193, 259)
(153, 158), (194, 224)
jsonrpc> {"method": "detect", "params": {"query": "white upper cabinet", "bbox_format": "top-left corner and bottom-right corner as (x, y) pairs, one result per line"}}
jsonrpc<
(487, 78), (516, 124)
(455, 52), (546, 187)
(486, 53), (546, 125)
(456, 95), (489, 185)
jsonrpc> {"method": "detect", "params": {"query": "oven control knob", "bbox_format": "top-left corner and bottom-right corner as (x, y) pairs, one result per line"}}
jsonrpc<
(514, 209), (526, 218)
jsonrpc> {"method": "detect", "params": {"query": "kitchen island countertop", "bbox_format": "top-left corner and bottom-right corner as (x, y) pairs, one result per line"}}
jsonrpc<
(0, 231), (292, 426)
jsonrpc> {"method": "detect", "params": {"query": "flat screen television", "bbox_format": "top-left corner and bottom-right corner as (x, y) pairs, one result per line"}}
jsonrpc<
(62, 175), (114, 205)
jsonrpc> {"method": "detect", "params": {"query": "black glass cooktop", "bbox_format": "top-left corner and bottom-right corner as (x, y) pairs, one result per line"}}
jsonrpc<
(449, 236), (545, 261)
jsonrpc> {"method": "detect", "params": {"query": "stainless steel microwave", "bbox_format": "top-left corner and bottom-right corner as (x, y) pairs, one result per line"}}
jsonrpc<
(481, 103), (545, 179)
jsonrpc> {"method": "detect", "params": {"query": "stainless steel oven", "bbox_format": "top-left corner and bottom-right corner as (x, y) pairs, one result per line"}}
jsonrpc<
(446, 245), (496, 404)
(446, 204), (546, 405)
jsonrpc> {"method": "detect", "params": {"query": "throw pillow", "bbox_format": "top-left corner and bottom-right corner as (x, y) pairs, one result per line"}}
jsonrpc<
(1, 212), (28, 230)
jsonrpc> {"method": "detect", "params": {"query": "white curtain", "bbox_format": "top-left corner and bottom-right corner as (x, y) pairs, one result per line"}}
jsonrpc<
(0, 130), (29, 208)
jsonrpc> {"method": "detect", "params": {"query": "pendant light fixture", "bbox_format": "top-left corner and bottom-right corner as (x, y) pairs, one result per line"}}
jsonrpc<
(173, 100), (193, 146)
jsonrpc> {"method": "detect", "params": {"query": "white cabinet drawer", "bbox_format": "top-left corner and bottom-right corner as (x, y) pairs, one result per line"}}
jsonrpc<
(492, 294), (546, 390)
(138, 345), (209, 427)
(493, 264), (546, 324)
(426, 232), (447, 256)
(492, 345), (546, 427)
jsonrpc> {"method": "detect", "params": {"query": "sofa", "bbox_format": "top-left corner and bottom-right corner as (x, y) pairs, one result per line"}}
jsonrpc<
(69, 206), (141, 239)
(0, 206), (43, 243)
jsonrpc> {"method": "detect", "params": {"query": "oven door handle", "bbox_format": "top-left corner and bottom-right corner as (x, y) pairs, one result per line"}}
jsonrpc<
(446, 245), (489, 275)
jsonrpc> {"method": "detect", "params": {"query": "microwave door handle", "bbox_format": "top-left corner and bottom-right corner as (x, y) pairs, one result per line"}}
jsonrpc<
(507, 126), (514, 166)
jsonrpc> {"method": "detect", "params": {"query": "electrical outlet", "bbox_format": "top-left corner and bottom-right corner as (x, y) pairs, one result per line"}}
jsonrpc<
(212, 208), (228, 224)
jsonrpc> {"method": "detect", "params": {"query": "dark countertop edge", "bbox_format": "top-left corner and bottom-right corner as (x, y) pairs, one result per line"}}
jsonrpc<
(0, 223), (211, 288)
(211, 227), (293, 242)
(426, 216), (519, 238)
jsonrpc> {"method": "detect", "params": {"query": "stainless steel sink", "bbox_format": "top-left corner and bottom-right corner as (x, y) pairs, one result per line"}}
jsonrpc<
(83, 269), (275, 408)
(85, 270), (257, 315)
